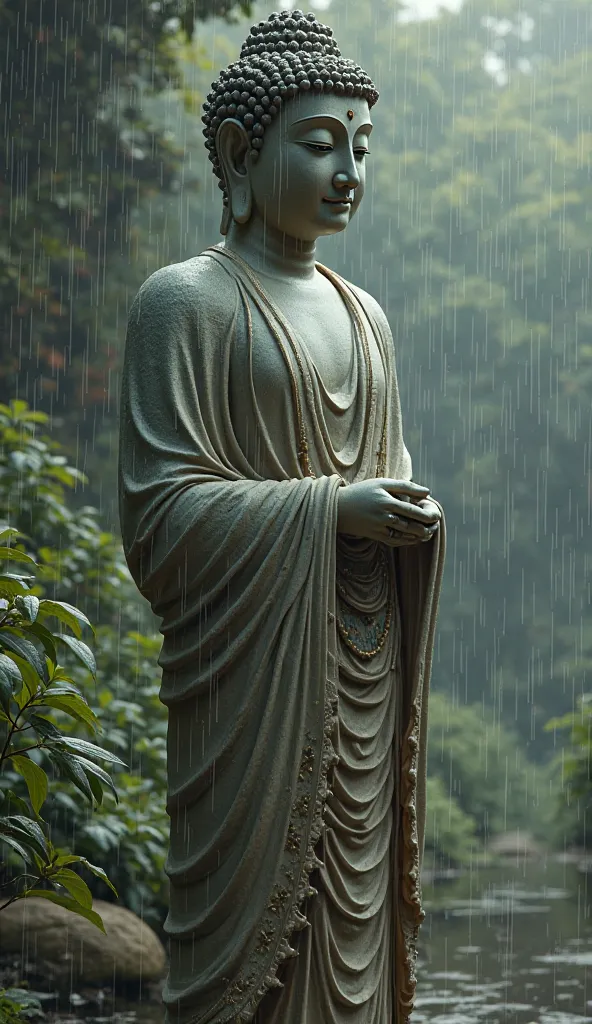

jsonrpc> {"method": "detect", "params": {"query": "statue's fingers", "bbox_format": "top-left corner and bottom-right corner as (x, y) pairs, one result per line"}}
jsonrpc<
(386, 518), (423, 547)
(387, 513), (426, 538)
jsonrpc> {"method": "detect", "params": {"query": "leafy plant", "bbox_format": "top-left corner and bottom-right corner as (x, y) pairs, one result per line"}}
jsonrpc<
(0, 400), (169, 932)
(0, 986), (44, 1023)
(0, 400), (143, 632)
(423, 775), (480, 869)
(0, 525), (126, 929)
(427, 691), (542, 849)
(39, 629), (169, 926)
(544, 696), (592, 849)
(0, 0), (253, 493)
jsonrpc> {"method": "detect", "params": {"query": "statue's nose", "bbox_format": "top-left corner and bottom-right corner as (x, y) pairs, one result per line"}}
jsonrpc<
(333, 168), (359, 193)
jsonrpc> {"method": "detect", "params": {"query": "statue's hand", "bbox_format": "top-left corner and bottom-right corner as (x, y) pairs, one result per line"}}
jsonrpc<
(337, 478), (440, 547)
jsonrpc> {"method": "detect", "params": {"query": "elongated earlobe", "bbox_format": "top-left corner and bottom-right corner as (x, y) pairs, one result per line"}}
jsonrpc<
(231, 185), (252, 225)
(216, 119), (253, 233)
(220, 203), (231, 235)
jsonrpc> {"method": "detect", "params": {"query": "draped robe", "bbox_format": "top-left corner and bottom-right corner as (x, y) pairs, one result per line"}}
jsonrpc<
(118, 247), (446, 1024)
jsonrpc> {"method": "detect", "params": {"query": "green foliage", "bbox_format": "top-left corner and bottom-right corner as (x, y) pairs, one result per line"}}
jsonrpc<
(0, 522), (129, 1016)
(0, 987), (44, 1023)
(38, 629), (169, 923)
(544, 695), (592, 848)
(0, 528), (124, 930)
(0, 402), (169, 931)
(0, 400), (140, 631)
(427, 691), (541, 849)
(0, 0), (252, 481)
(0, 403), (169, 1017)
(424, 775), (480, 867)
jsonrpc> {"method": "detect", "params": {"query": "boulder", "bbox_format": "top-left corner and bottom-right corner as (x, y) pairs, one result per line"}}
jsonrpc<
(488, 830), (544, 859)
(0, 897), (167, 989)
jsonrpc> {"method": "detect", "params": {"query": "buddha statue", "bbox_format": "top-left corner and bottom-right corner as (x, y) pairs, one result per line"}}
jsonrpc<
(118, 9), (446, 1024)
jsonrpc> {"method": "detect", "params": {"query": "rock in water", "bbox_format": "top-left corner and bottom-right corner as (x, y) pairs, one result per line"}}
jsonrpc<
(488, 830), (544, 859)
(0, 898), (167, 987)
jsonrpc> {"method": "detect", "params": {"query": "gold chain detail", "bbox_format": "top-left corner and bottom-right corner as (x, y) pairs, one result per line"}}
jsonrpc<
(336, 546), (392, 658)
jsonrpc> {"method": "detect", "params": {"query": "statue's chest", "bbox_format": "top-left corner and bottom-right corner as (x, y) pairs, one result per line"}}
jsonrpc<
(227, 280), (377, 469)
(225, 288), (383, 475)
(247, 289), (356, 395)
(288, 301), (355, 393)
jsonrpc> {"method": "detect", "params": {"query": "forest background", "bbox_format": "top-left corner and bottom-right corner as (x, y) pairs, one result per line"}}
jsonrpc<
(1, 0), (592, 937)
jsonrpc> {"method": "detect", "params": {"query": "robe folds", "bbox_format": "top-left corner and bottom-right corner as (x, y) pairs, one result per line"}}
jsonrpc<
(118, 246), (446, 1024)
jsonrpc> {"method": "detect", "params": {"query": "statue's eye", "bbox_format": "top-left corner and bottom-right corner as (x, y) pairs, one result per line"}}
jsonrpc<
(354, 149), (370, 158)
(303, 142), (333, 153)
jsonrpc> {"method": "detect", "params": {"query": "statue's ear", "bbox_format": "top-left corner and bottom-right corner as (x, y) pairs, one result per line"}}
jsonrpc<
(216, 119), (253, 233)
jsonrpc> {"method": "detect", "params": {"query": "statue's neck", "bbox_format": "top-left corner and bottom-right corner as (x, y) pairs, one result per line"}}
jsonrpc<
(223, 216), (317, 283)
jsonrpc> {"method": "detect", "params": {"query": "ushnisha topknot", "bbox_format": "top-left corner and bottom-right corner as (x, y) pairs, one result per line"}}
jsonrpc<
(202, 9), (379, 207)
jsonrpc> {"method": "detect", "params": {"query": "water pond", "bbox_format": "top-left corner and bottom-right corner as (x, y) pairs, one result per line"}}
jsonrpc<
(28, 855), (592, 1024)
(416, 856), (592, 1023)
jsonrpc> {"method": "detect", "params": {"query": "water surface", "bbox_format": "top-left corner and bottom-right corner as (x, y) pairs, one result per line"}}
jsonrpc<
(35, 857), (592, 1023)
(416, 858), (592, 1023)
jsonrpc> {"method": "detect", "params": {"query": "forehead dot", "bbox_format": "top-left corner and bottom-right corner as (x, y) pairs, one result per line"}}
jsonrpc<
(347, 109), (354, 121)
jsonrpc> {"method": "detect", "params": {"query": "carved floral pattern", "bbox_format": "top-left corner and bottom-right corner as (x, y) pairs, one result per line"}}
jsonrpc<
(396, 700), (425, 1022)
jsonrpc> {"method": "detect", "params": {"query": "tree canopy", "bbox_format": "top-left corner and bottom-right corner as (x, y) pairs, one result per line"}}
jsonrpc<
(0, 0), (251, 471)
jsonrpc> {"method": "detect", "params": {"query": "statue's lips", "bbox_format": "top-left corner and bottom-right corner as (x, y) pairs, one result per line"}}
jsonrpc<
(323, 197), (352, 206)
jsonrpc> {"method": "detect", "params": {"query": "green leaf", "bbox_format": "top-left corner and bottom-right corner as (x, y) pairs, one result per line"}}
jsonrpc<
(0, 526), (21, 544)
(0, 574), (30, 600)
(14, 595), (40, 623)
(0, 652), (21, 685)
(74, 753), (119, 804)
(0, 815), (50, 862)
(45, 681), (83, 697)
(52, 853), (85, 867)
(18, 409), (48, 424)
(47, 748), (95, 805)
(0, 832), (34, 864)
(543, 714), (574, 732)
(50, 867), (93, 909)
(7, 399), (35, 419)
(85, 770), (105, 807)
(37, 599), (93, 639)
(0, 570), (35, 583)
(48, 665), (77, 684)
(9, 753), (48, 815)
(45, 465), (84, 487)
(0, 546), (37, 566)
(11, 889), (106, 933)
(54, 634), (96, 677)
(28, 714), (64, 742)
(0, 652), (20, 714)
(59, 736), (127, 767)
(77, 857), (119, 898)
(40, 693), (99, 731)
(0, 629), (47, 683)
(1, 789), (32, 817)
(6, 651), (42, 704)
(21, 620), (57, 666)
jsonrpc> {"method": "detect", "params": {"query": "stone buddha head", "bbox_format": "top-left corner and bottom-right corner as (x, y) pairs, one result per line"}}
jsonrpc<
(202, 9), (379, 242)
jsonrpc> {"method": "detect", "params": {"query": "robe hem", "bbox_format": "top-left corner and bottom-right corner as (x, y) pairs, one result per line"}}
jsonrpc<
(180, 678), (340, 1024)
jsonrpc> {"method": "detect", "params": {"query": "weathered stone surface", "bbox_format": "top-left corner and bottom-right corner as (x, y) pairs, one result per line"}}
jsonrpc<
(0, 897), (167, 987)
